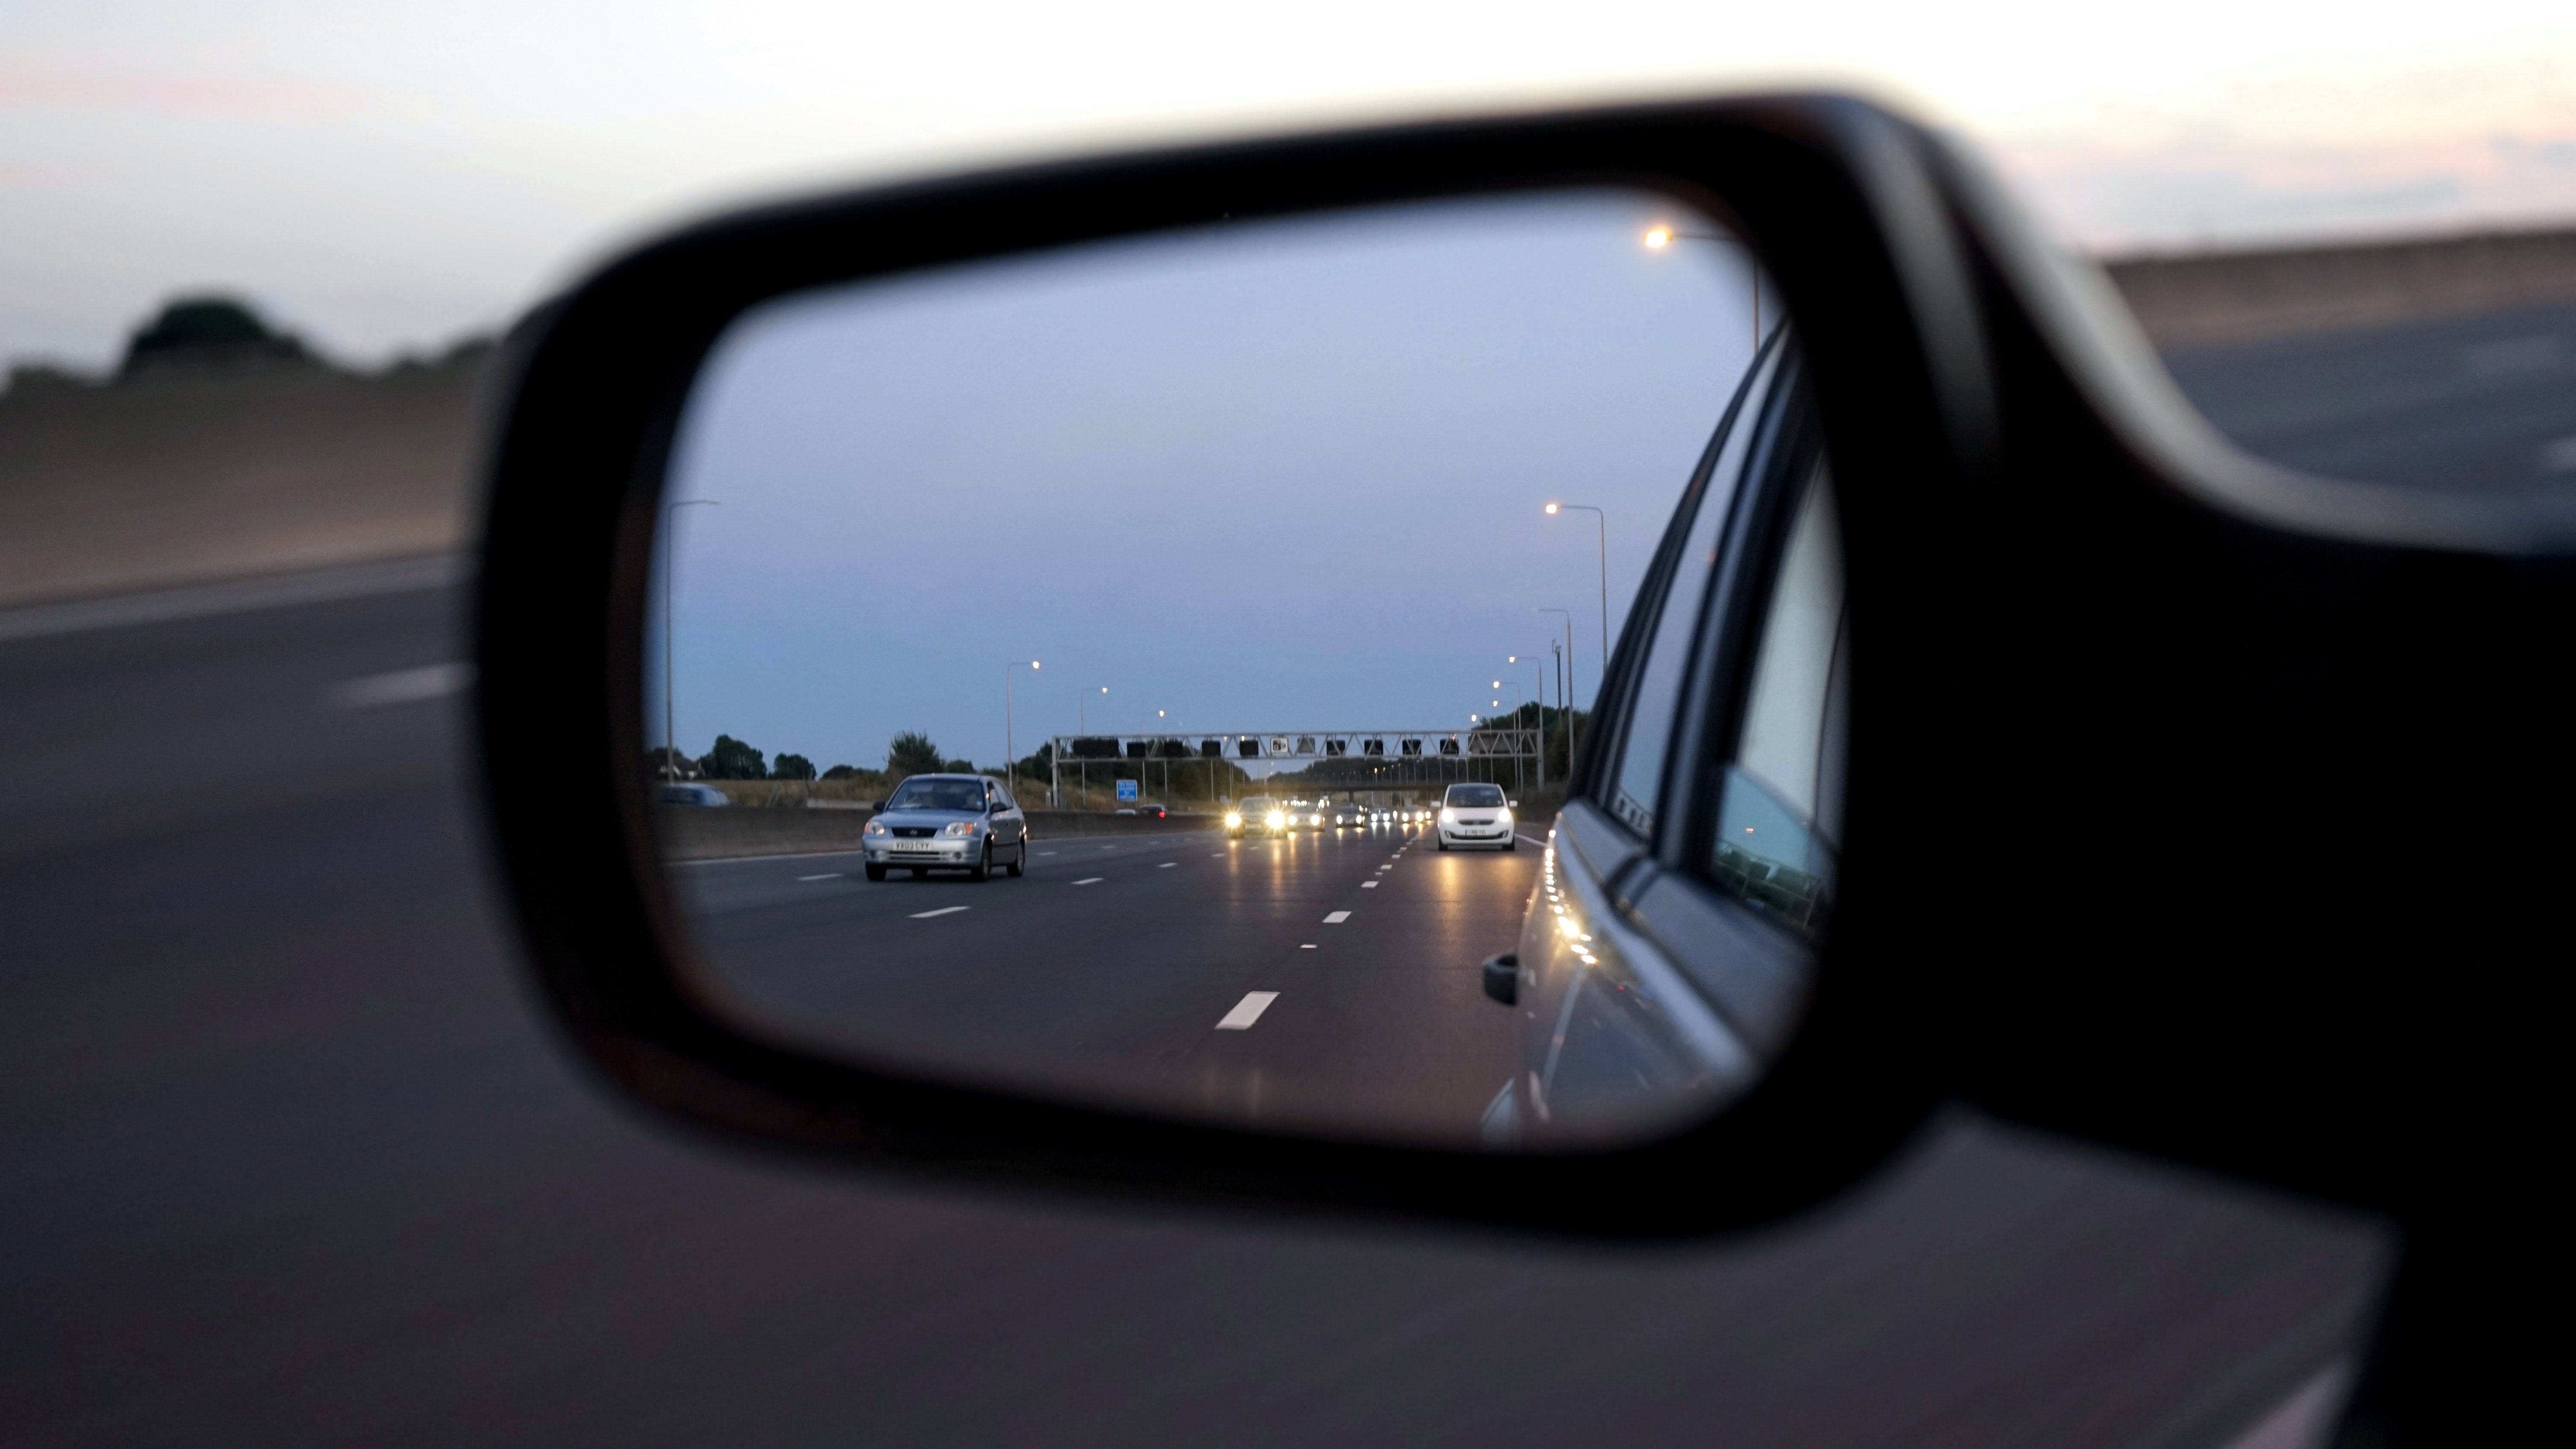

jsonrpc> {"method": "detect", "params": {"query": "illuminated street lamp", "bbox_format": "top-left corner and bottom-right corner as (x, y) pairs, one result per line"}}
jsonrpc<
(1005, 659), (1039, 800)
(660, 498), (718, 782)
(1544, 503), (1608, 691)
(1072, 685), (1108, 808)
(1643, 223), (1762, 349)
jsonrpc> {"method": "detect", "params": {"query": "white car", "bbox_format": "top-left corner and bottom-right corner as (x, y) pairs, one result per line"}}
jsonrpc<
(1434, 783), (1516, 851)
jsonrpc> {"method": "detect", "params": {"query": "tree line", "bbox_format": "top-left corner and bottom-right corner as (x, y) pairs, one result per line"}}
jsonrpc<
(649, 729), (980, 783)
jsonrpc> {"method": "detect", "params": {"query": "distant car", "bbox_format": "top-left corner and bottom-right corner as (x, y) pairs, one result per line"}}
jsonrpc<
(661, 783), (729, 806)
(860, 773), (1029, 881)
(1224, 796), (1292, 838)
(1331, 802), (1368, 829)
(1135, 804), (1168, 819)
(1434, 783), (1515, 851)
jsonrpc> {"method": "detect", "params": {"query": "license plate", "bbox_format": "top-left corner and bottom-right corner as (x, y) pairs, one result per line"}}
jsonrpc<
(892, 841), (943, 853)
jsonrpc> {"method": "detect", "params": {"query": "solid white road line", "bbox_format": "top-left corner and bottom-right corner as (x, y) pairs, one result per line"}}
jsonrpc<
(1215, 991), (1279, 1030)
(0, 551), (463, 645)
(1073, 877), (1104, 885)
(909, 906), (969, 919)
(797, 873), (843, 881)
(325, 662), (473, 709)
(1324, 910), (1351, 923)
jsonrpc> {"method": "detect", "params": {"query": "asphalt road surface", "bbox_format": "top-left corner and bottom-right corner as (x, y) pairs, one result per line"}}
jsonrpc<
(683, 823), (1540, 1143)
(2161, 298), (2576, 491)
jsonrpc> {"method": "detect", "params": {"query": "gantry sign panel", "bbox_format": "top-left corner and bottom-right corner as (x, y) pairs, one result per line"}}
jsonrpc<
(1050, 729), (1541, 762)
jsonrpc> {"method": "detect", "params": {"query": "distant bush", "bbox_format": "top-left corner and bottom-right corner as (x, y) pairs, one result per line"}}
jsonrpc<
(887, 731), (944, 777)
(771, 753), (817, 781)
(698, 734), (767, 780)
(120, 295), (313, 377)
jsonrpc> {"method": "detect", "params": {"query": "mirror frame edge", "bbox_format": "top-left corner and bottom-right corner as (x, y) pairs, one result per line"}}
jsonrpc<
(470, 92), (2001, 1237)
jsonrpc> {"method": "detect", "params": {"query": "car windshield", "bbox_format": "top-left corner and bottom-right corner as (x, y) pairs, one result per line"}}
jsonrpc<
(885, 778), (987, 812)
(1447, 784), (1506, 808)
(1240, 798), (1278, 811)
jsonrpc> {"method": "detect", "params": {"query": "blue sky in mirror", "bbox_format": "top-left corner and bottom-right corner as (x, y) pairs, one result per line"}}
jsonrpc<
(653, 188), (1762, 776)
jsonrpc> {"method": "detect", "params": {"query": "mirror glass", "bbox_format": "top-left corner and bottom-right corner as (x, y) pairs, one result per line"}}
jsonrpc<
(650, 189), (1829, 1148)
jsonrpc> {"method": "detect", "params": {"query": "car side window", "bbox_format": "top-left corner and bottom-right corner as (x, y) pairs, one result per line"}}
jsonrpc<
(1604, 354), (1777, 837)
(1707, 462), (1844, 933)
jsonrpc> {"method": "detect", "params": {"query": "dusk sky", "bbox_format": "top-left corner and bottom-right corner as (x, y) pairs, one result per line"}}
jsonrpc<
(654, 190), (1756, 774)
(5, 2), (2574, 368)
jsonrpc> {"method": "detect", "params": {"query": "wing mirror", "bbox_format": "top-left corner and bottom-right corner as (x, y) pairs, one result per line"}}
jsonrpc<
(468, 85), (2555, 1294)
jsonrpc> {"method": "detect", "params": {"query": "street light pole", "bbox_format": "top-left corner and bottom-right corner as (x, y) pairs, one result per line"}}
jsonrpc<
(1078, 685), (1106, 810)
(1536, 602), (1577, 715)
(1643, 224), (1762, 351)
(1005, 659), (1039, 802)
(1146, 709), (1167, 802)
(1492, 680), (1525, 798)
(1545, 503), (1608, 694)
(1509, 654), (1546, 789)
(661, 498), (719, 782)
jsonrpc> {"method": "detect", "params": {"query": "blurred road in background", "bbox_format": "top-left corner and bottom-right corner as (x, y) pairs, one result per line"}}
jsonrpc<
(2161, 298), (2576, 491)
(1, 571), (2385, 1447)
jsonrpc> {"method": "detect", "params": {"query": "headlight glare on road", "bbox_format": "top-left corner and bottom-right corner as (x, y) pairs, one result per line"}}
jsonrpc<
(942, 820), (977, 837)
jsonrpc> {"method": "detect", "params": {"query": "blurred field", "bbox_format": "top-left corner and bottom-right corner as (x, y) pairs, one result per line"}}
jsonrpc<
(0, 347), (487, 607)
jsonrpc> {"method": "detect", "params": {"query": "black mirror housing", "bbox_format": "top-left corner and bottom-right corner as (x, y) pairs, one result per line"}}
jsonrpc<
(469, 85), (2576, 1378)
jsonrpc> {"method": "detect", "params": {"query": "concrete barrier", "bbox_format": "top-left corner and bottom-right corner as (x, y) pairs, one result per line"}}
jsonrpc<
(657, 806), (1217, 861)
(2102, 227), (2576, 349)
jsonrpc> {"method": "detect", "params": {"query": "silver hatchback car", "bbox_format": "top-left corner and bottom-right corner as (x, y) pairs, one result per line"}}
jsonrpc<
(860, 774), (1029, 881)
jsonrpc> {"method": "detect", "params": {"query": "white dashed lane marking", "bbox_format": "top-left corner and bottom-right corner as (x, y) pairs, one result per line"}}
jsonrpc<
(1158, 862), (1177, 869)
(1215, 991), (1279, 1030)
(1360, 881), (1378, 888)
(1072, 877), (1104, 886)
(1324, 911), (1351, 923)
(1039, 851), (1058, 856)
(1300, 944), (1317, 950)
(909, 906), (969, 919)
(798, 873), (842, 881)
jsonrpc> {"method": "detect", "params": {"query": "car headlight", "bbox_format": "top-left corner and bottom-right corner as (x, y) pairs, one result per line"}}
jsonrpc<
(1440, 808), (1458, 824)
(1224, 812), (1242, 828)
(863, 819), (887, 836)
(942, 820), (978, 837)
(1265, 811), (1285, 828)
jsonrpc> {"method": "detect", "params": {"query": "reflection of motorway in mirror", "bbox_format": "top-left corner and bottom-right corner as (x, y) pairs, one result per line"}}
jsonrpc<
(650, 190), (1837, 1147)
